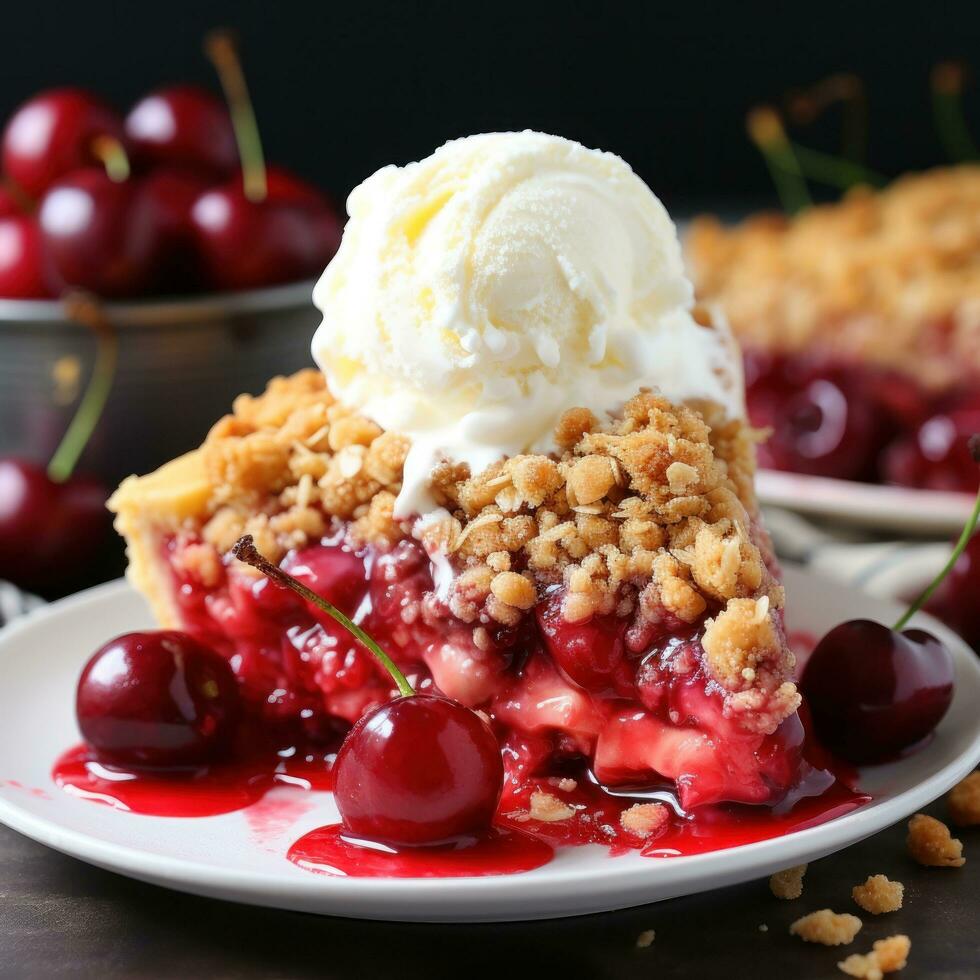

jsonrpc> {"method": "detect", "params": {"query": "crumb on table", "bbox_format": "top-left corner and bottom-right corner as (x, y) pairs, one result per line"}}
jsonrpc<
(948, 772), (980, 827)
(635, 929), (656, 949)
(770, 863), (807, 899)
(852, 874), (904, 914)
(790, 909), (863, 946)
(838, 935), (911, 978)
(907, 813), (965, 868)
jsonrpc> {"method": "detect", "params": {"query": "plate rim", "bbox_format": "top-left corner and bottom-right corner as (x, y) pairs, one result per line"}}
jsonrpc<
(757, 469), (974, 535)
(0, 571), (978, 918)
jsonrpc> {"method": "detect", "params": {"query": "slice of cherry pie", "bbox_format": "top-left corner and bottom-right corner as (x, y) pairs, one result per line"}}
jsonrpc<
(109, 366), (809, 818)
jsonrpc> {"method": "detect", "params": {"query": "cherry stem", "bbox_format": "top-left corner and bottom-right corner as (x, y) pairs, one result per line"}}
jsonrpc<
(47, 295), (118, 484)
(893, 434), (980, 632)
(91, 136), (130, 183)
(205, 29), (267, 203)
(931, 62), (979, 164)
(747, 106), (811, 214)
(788, 144), (886, 190)
(785, 73), (868, 164)
(231, 535), (415, 697)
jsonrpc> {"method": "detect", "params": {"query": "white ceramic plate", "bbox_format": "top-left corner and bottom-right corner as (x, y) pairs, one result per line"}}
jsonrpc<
(0, 569), (978, 923)
(757, 470), (974, 536)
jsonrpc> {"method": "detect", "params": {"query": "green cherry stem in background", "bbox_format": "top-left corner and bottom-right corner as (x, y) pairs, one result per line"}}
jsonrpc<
(47, 294), (118, 484)
(205, 29), (268, 203)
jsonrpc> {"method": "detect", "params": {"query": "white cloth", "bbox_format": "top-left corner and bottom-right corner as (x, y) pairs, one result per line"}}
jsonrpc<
(0, 580), (43, 628)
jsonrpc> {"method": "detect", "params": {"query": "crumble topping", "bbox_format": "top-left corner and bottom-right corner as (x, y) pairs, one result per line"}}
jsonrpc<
(838, 935), (911, 978)
(790, 909), (863, 946)
(852, 875), (904, 914)
(112, 369), (798, 735)
(906, 813), (965, 867)
(769, 863), (807, 900)
(948, 771), (980, 826)
(620, 802), (670, 838)
(688, 165), (980, 390)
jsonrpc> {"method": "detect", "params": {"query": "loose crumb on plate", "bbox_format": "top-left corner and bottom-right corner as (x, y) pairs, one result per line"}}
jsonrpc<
(907, 813), (965, 868)
(790, 909), (863, 946)
(852, 875), (904, 914)
(948, 772), (980, 826)
(770, 863), (807, 899)
(528, 789), (576, 823)
(838, 935), (911, 978)
(635, 929), (656, 949)
(620, 802), (670, 838)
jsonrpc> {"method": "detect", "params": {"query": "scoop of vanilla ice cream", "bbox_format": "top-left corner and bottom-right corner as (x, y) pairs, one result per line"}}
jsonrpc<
(312, 131), (742, 516)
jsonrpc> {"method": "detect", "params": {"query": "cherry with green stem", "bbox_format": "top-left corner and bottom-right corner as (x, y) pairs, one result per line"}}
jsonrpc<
(801, 434), (979, 764)
(0, 295), (115, 592)
(232, 534), (504, 847)
(191, 30), (341, 292)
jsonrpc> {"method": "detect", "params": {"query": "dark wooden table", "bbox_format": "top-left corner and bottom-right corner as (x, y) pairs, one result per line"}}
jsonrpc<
(1, 796), (976, 979)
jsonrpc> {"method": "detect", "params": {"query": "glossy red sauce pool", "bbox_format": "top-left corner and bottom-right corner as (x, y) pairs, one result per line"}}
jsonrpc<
(52, 737), (868, 871)
(51, 743), (334, 817)
(287, 825), (554, 878)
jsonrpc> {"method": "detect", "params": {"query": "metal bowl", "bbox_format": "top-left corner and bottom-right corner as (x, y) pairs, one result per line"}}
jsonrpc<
(0, 281), (319, 488)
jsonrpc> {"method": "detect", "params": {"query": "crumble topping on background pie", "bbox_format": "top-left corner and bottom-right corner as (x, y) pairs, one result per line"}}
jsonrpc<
(687, 165), (980, 390)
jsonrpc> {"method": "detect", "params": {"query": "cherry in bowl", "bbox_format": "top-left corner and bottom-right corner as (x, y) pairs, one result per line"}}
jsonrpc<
(76, 631), (241, 768)
(1, 88), (124, 199)
(125, 85), (237, 178)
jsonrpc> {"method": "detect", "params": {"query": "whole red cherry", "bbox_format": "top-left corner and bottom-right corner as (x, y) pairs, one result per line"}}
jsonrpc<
(76, 631), (241, 768)
(230, 534), (505, 847)
(0, 457), (108, 592)
(333, 694), (504, 846)
(764, 369), (887, 482)
(190, 166), (342, 291)
(2, 89), (124, 199)
(801, 620), (954, 763)
(125, 85), (237, 178)
(0, 215), (48, 298)
(38, 168), (162, 296)
(883, 389), (980, 493)
(137, 168), (210, 294)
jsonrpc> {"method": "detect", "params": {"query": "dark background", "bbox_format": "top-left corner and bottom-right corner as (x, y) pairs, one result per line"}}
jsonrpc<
(3, 0), (978, 213)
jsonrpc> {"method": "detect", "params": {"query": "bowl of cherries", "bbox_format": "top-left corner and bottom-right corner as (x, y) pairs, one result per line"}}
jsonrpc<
(0, 32), (342, 597)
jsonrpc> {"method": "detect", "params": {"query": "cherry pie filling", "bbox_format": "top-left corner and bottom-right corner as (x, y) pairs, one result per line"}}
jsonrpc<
(744, 349), (980, 493)
(149, 522), (861, 853)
